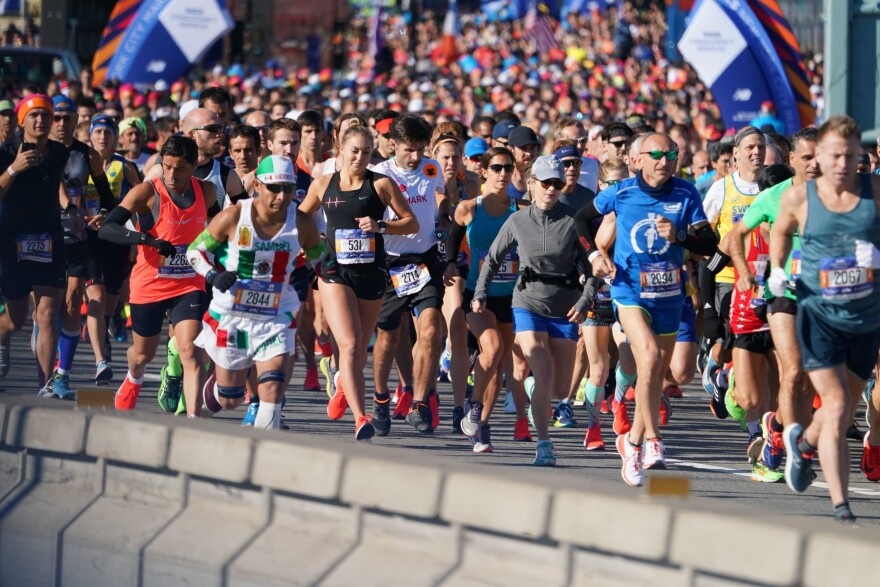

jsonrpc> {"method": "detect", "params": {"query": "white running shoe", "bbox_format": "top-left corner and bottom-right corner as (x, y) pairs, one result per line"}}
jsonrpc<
(616, 434), (645, 487)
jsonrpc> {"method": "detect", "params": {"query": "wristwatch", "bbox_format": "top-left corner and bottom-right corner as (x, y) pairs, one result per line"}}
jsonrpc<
(676, 229), (687, 243)
(377, 220), (387, 234)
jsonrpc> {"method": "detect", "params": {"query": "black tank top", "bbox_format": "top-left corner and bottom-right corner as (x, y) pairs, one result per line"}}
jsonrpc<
(323, 169), (387, 268)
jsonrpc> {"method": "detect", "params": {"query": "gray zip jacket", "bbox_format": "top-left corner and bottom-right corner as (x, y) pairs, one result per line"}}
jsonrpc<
(474, 202), (592, 317)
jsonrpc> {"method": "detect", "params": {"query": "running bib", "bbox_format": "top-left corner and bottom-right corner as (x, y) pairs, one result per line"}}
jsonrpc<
(479, 251), (519, 283)
(820, 257), (873, 301)
(596, 278), (612, 305)
(639, 261), (681, 299)
(789, 250), (801, 282)
(390, 263), (431, 297)
(16, 233), (52, 263)
(157, 245), (195, 279)
(83, 193), (100, 218)
(750, 255), (768, 307)
(335, 229), (375, 265)
(232, 280), (282, 317)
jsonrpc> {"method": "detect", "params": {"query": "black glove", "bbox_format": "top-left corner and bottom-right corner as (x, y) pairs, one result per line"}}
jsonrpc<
(703, 307), (726, 342)
(143, 234), (177, 258)
(206, 270), (238, 293)
(583, 277), (603, 307)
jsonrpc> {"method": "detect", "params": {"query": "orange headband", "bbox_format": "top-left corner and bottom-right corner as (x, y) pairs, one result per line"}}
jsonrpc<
(16, 94), (53, 125)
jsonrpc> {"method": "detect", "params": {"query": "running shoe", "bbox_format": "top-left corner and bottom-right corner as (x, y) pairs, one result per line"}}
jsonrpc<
(659, 391), (671, 426)
(574, 378), (586, 406)
(201, 372), (222, 414)
(812, 393), (822, 411)
(241, 402), (259, 426)
(393, 383), (402, 404)
(710, 367), (731, 420)
(36, 374), (57, 398)
(533, 439), (557, 466)
(327, 372), (348, 420)
(861, 432), (880, 482)
(513, 417), (532, 442)
(583, 422), (605, 451)
(372, 396), (391, 437)
(473, 424), (493, 453)
(553, 402), (576, 428)
(451, 406), (465, 435)
(612, 399), (632, 435)
(355, 415), (375, 441)
(405, 401), (434, 434)
(665, 384), (683, 399)
(599, 398), (610, 414)
(157, 365), (182, 413)
(524, 375), (536, 428)
(751, 460), (785, 483)
(761, 412), (785, 471)
(701, 359), (720, 395)
(834, 504), (858, 525)
(625, 386), (636, 402)
(846, 421), (863, 441)
(437, 348), (451, 382)
(30, 323), (38, 356)
(53, 372), (75, 400)
(616, 434), (644, 487)
(95, 360), (113, 385)
(461, 402), (482, 439)
(782, 424), (814, 493)
(429, 392), (439, 429)
(504, 389), (516, 413)
(392, 389), (413, 420)
(465, 375), (474, 401)
(643, 438), (667, 470)
(115, 378), (142, 411)
(865, 380), (875, 428)
(747, 431), (763, 465)
(319, 356), (335, 399)
(303, 367), (321, 392)
(111, 311), (127, 343)
(175, 389), (187, 416)
(0, 344), (9, 377)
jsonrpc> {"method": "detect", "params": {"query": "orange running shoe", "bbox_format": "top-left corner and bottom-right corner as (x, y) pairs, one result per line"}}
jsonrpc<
(659, 390), (672, 426)
(861, 432), (880, 482)
(115, 377), (142, 411)
(429, 392), (439, 429)
(583, 422), (605, 450)
(355, 415), (375, 441)
(393, 389), (413, 420)
(303, 367), (321, 392)
(665, 384), (683, 398)
(513, 417), (532, 442)
(612, 399), (632, 435)
(812, 393), (822, 410)
(599, 398), (610, 414)
(625, 386), (636, 402)
(327, 373), (348, 420)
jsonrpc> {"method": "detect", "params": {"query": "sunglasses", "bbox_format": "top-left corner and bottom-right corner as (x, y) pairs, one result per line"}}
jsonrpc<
(487, 163), (515, 173)
(264, 183), (295, 193)
(193, 123), (225, 134)
(561, 159), (581, 169)
(495, 139), (509, 146)
(538, 179), (565, 190)
(257, 125), (270, 133)
(54, 113), (76, 122)
(602, 179), (621, 186)
(640, 150), (679, 161)
(609, 140), (628, 148)
(467, 155), (483, 162)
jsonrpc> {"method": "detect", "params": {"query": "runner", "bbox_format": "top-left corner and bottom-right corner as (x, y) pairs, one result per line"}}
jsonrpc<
(118, 117), (151, 176)
(474, 155), (591, 465)
(770, 115), (880, 523)
(576, 133), (717, 486)
(729, 128), (820, 477)
(297, 124), (418, 441)
(98, 135), (218, 416)
(446, 146), (527, 452)
(0, 95), (69, 389)
(228, 124), (261, 191)
(371, 115), (449, 435)
(187, 155), (321, 429)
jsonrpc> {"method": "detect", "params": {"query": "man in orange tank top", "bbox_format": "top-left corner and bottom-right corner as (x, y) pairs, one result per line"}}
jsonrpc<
(99, 135), (219, 417)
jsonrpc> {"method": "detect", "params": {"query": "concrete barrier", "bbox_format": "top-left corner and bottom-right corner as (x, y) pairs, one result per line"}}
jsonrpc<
(0, 396), (877, 587)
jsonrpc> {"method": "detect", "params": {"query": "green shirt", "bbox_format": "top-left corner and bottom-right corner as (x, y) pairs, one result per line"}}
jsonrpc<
(741, 178), (799, 301)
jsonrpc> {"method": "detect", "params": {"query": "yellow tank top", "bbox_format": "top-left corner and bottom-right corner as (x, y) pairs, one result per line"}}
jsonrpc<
(715, 173), (757, 284)
(84, 156), (128, 216)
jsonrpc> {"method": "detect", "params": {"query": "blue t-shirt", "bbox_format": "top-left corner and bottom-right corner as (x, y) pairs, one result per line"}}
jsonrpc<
(594, 175), (707, 306)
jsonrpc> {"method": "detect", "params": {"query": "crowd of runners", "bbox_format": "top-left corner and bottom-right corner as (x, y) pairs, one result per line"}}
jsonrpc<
(0, 5), (873, 525)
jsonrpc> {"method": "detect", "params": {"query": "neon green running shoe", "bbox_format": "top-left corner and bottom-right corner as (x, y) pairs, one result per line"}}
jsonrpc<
(725, 368), (747, 423)
(319, 356), (334, 399)
(751, 460), (785, 483)
(157, 365), (183, 413)
(574, 377), (587, 405)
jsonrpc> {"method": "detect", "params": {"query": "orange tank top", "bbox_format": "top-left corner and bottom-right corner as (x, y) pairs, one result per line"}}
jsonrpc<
(129, 177), (208, 304)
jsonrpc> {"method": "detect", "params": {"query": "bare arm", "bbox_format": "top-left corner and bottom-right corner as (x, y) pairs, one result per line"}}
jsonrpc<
(298, 175), (330, 216)
(769, 185), (804, 270)
(372, 176), (418, 235)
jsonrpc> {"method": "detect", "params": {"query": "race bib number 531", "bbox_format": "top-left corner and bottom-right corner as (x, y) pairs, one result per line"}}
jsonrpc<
(335, 229), (375, 265)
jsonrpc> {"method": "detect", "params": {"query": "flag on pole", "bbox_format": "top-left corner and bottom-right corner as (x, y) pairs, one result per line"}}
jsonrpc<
(367, 0), (384, 62)
(524, 1), (559, 53)
(439, 0), (461, 66)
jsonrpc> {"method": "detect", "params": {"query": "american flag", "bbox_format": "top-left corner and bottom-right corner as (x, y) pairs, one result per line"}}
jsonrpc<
(524, 1), (560, 53)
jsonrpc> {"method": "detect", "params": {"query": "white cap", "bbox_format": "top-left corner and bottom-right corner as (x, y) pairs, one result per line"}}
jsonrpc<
(285, 109), (303, 120)
(178, 99), (199, 121)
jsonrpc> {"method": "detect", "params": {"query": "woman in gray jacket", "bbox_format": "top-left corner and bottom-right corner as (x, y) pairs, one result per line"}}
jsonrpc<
(473, 155), (594, 466)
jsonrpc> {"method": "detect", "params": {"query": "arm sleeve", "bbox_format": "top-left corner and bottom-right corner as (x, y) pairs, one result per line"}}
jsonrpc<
(681, 224), (719, 256)
(573, 228), (595, 314)
(445, 221), (467, 265)
(186, 229), (224, 278)
(473, 217), (517, 301)
(92, 173), (116, 210)
(573, 201), (603, 255)
(98, 206), (143, 245)
(207, 199), (222, 218)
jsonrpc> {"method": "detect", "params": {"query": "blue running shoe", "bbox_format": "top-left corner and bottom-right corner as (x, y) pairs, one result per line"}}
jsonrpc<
(241, 402), (259, 427)
(95, 360), (113, 385)
(533, 439), (557, 466)
(783, 423), (814, 493)
(761, 411), (784, 471)
(53, 373), (75, 400)
(701, 359), (719, 395)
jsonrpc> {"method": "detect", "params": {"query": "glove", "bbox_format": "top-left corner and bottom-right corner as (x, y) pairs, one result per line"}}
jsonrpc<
(206, 270), (238, 293)
(767, 266), (789, 298)
(583, 276), (604, 307)
(855, 239), (880, 269)
(702, 306), (725, 342)
(143, 234), (177, 258)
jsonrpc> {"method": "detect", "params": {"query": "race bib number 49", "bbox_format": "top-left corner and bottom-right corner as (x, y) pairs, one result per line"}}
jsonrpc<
(335, 229), (375, 265)
(16, 233), (52, 263)
(820, 257), (873, 301)
(639, 261), (681, 299)
(390, 263), (431, 297)
(157, 245), (195, 279)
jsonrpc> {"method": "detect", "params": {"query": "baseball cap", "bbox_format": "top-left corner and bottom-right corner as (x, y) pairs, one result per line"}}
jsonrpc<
(464, 137), (490, 159)
(256, 155), (296, 185)
(508, 126), (539, 148)
(52, 95), (76, 113)
(530, 156), (564, 183)
(119, 117), (147, 136)
(0, 99), (15, 113)
(177, 99), (199, 121)
(492, 120), (519, 140)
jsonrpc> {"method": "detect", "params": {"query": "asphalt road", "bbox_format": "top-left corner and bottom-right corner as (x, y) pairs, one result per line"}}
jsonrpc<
(2, 321), (879, 525)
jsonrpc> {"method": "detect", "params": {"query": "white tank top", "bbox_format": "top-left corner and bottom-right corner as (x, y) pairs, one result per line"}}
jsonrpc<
(203, 159), (227, 208)
(210, 198), (301, 321)
(372, 158), (442, 256)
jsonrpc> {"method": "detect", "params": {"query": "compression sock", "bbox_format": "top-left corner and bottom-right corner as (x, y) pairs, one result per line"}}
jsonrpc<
(254, 401), (282, 430)
(584, 383), (603, 428)
(614, 364), (636, 404)
(57, 327), (80, 375)
(166, 336), (183, 377)
(746, 420), (760, 437)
